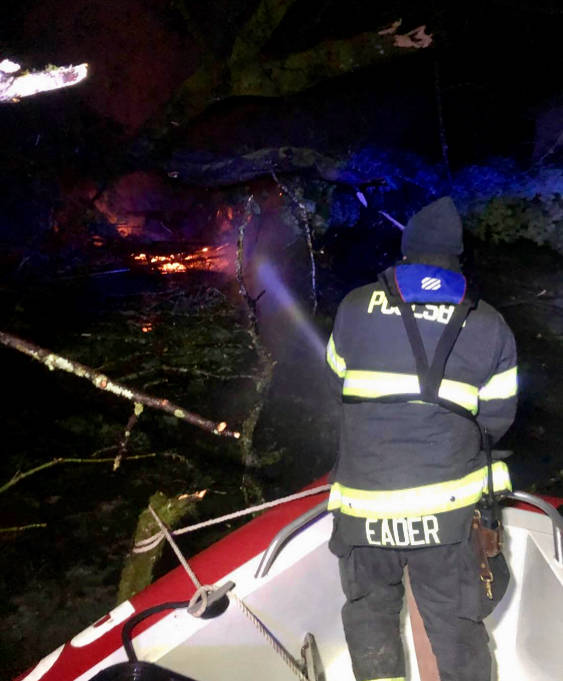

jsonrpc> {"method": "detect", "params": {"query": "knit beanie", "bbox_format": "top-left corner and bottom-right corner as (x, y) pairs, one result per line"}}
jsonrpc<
(401, 196), (464, 256)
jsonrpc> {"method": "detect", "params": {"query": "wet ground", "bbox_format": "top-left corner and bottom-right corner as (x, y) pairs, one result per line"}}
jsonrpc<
(0, 236), (561, 680)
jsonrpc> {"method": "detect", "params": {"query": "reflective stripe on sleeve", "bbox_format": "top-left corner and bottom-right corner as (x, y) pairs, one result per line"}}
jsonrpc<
(363, 678), (406, 681)
(328, 461), (511, 519)
(479, 366), (518, 401)
(326, 334), (347, 378)
(342, 370), (479, 414)
(483, 460), (512, 496)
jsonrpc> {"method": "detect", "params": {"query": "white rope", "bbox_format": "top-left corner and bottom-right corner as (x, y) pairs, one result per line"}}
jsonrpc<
(148, 505), (212, 616)
(148, 505), (201, 587)
(148, 504), (310, 679)
(229, 592), (309, 681)
(133, 484), (330, 554)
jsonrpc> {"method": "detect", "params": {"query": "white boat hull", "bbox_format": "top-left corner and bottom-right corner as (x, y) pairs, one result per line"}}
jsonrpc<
(79, 507), (563, 681)
(17, 493), (563, 681)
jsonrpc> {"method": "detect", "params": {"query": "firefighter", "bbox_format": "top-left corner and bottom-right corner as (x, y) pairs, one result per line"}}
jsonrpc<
(326, 196), (517, 681)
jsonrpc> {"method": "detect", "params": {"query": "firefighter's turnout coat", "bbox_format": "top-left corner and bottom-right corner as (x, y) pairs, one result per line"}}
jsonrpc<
(326, 263), (517, 549)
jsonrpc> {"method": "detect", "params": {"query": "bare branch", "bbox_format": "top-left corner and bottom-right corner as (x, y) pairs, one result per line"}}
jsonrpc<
(163, 364), (257, 381)
(0, 454), (156, 495)
(235, 198), (275, 503)
(0, 523), (47, 533)
(236, 196), (264, 355)
(271, 172), (317, 314)
(0, 331), (240, 439)
(113, 402), (144, 471)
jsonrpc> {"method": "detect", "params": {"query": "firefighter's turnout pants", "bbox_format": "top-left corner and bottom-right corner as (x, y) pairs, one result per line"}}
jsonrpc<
(333, 538), (491, 681)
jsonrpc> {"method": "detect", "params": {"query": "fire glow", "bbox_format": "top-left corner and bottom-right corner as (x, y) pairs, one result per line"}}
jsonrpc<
(131, 245), (232, 275)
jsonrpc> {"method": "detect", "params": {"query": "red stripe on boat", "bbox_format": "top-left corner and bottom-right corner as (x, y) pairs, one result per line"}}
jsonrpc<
(14, 477), (330, 681)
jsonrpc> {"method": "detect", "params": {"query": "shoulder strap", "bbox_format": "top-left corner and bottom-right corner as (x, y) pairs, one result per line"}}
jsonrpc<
(397, 299), (471, 405)
(398, 296), (497, 509)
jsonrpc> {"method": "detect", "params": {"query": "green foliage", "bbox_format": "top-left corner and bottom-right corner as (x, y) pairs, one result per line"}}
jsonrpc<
(75, 287), (255, 387)
(468, 195), (563, 253)
(48, 284), (263, 469)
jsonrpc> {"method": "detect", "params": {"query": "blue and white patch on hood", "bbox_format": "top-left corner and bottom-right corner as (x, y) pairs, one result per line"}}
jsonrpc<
(394, 264), (467, 304)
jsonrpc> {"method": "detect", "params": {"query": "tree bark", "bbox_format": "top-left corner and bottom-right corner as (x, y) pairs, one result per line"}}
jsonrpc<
(117, 490), (203, 603)
(168, 9), (432, 123)
(0, 331), (239, 438)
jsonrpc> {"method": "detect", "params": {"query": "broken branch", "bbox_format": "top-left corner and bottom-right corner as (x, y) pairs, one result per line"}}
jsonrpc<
(0, 59), (88, 102)
(0, 331), (240, 439)
(113, 402), (144, 471)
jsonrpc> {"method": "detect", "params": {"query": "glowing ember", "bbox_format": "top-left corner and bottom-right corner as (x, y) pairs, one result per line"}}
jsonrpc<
(131, 245), (233, 275)
(162, 262), (188, 273)
(141, 323), (153, 333)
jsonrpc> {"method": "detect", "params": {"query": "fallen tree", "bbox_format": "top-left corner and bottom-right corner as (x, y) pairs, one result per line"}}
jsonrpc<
(0, 330), (240, 439)
(164, 2), (432, 125)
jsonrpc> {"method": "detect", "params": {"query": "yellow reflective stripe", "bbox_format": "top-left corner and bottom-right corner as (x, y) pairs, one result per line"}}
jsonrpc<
(343, 370), (420, 398)
(438, 379), (479, 414)
(326, 334), (347, 378)
(479, 366), (518, 401)
(484, 460), (512, 495)
(328, 462), (511, 519)
(342, 370), (479, 414)
(363, 678), (406, 681)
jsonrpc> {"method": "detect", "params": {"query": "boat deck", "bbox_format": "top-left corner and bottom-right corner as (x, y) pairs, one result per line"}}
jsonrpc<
(97, 506), (563, 681)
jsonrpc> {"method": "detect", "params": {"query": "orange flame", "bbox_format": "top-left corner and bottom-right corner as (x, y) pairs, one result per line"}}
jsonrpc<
(130, 245), (232, 275)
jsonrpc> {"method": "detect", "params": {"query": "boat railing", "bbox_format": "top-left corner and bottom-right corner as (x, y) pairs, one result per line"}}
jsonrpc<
(255, 492), (563, 578)
(255, 500), (328, 578)
(505, 491), (563, 567)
